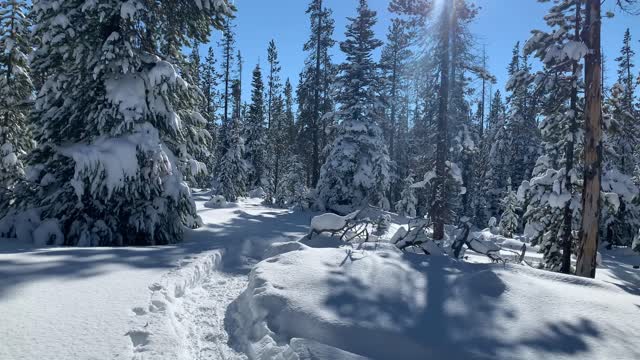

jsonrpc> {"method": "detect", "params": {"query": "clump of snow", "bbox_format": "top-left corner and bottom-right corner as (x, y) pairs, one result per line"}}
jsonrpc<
(59, 123), (165, 200)
(310, 211), (358, 234)
(204, 195), (230, 208)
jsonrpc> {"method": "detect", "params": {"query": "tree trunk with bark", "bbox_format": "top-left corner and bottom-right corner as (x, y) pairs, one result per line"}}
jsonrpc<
(576, 0), (603, 279)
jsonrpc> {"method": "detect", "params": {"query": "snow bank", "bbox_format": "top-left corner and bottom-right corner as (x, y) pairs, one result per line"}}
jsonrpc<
(227, 245), (640, 360)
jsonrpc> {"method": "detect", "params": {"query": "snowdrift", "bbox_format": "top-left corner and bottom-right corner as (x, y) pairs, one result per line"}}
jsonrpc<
(227, 242), (640, 360)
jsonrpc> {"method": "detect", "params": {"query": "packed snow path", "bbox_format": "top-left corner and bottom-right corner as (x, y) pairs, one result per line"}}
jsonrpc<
(178, 268), (249, 359)
(0, 195), (312, 360)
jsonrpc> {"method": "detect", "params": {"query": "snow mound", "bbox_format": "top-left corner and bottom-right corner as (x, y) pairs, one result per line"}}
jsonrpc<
(310, 211), (358, 234)
(125, 250), (224, 360)
(205, 195), (236, 209)
(227, 246), (640, 360)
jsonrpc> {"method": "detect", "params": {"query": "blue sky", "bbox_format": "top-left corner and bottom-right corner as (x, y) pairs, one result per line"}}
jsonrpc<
(204, 0), (640, 102)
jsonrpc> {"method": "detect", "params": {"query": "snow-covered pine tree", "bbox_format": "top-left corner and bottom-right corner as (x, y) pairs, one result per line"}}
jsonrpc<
(244, 64), (267, 190)
(22, 0), (233, 246)
(499, 181), (520, 238)
(380, 19), (413, 202)
(277, 156), (310, 209)
(264, 41), (291, 206)
(178, 45), (212, 188)
(0, 0), (33, 214)
(200, 46), (221, 174)
(601, 83), (640, 247)
(518, 0), (585, 271)
(316, 0), (391, 213)
(614, 28), (636, 119)
(481, 95), (511, 223)
(296, 0), (337, 187)
(395, 174), (417, 218)
(506, 42), (540, 189)
(213, 54), (247, 202)
(220, 17), (235, 125)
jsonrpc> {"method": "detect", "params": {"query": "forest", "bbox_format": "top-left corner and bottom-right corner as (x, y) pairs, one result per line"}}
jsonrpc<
(1, 1), (640, 359)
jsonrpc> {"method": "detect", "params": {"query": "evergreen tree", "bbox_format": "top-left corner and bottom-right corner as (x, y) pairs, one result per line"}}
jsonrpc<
(220, 18), (235, 125)
(396, 174), (417, 218)
(264, 41), (290, 206)
(266, 40), (282, 130)
(601, 83), (640, 246)
(506, 42), (540, 189)
(297, 0), (336, 187)
(499, 181), (520, 238)
(380, 19), (413, 202)
(244, 64), (267, 189)
(213, 115), (247, 202)
(21, 0), (233, 246)
(0, 0), (33, 214)
(481, 97), (511, 223)
(316, 0), (390, 213)
(614, 28), (636, 114)
(200, 46), (221, 173)
(519, 0), (584, 271)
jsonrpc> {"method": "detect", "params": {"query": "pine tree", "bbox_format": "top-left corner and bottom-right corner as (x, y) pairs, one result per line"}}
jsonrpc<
(266, 40), (282, 130)
(213, 115), (247, 202)
(396, 174), (417, 218)
(482, 98), (511, 222)
(297, 0), (336, 187)
(21, 0), (233, 246)
(220, 18), (235, 125)
(244, 64), (267, 189)
(519, 0), (584, 271)
(614, 28), (636, 114)
(264, 41), (290, 206)
(499, 181), (520, 238)
(316, 0), (390, 213)
(506, 42), (540, 189)
(0, 0), (33, 213)
(380, 19), (413, 202)
(200, 46), (221, 174)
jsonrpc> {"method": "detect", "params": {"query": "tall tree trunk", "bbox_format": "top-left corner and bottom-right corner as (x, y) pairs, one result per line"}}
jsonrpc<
(224, 20), (231, 125)
(311, 0), (323, 186)
(560, 1), (582, 274)
(432, 1), (451, 241)
(576, 0), (603, 279)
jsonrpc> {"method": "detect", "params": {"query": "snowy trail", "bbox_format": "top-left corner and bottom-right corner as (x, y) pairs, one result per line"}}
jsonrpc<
(0, 196), (312, 360)
(124, 197), (314, 360)
(180, 269), (249, 360)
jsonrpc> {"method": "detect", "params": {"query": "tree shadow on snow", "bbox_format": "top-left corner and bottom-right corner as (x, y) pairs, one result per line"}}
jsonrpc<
(0, 204), (312, 300)
(321, 255), (605, 360)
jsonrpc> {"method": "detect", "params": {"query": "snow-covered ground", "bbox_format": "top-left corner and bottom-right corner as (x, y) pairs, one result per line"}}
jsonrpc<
(2, 195), (640, 360)
(0, 194), (312, 360)
(227, 241), (640, 360)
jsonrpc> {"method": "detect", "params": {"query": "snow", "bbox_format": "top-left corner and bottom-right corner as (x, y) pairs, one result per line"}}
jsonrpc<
(310, 211), (357, 234)
(0, 196), (312, 360)
(228, 241), (640, 360)
(2, 196), (640, 360)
